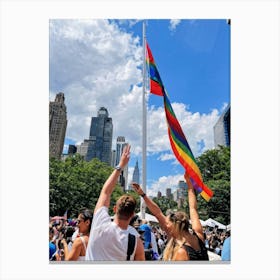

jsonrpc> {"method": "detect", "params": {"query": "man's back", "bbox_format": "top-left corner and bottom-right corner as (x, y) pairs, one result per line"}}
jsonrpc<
(86, 145), (144, 261)
(86, 206), (138, 261)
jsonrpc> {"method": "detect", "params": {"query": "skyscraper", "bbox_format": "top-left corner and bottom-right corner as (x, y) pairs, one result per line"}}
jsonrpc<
(115, 136), (126, 165)
(77, 140), (91, 159)
(214, 105), (231, 147)
(86, 107), (113, 165)
(178, 180), (187, 204)
(111, 150), (116, 167)
(166, 188), (172, 199)
(173, 189), (180, 203)
(132, 160), (140, 184)
(49, 92), (67, 159)
(68, 144), (77, 155)
(115, 136), (128, 191)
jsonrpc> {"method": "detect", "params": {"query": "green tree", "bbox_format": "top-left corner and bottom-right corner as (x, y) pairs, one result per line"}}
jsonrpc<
(49, 155), (125, 218)
(196, 145), (230, 181)
(196, 146), (231, 225)
(147, 196), (178, 216)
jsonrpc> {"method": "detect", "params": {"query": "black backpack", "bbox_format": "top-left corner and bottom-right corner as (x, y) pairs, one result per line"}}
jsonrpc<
(126, 233), (136, 260)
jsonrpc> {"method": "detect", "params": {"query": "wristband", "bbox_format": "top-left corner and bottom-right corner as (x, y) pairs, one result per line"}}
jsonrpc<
(141, 193), (146, 198)
(114, 165), (122, 172)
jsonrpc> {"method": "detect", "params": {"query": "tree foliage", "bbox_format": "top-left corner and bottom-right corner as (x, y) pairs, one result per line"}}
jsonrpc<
(148, 196), (178, 216)
(197, 145), (230, 181)
(49, 154), (123, 218)
(196, 145), (231, 225)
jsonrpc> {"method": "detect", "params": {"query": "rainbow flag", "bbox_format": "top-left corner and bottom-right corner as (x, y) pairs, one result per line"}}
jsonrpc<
(146, 43), (164, 96)
(146, 42), (213, 201)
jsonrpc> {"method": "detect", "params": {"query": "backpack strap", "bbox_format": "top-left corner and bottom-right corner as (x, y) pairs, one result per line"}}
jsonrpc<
(193, 231), (206, 248)
(126, 233), (136, 260)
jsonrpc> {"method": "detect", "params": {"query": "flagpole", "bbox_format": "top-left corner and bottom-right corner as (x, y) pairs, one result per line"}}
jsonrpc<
(141, 20), (147, 220)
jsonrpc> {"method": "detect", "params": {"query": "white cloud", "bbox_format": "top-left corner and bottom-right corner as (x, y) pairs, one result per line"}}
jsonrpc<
(221, 102), (229, 112)
(117, 19), (141, 28)
(169, 19), (181, 31)
(50, 19), (143, 147)
(50, 19), (220, 162)
(147, 102), (219, 157)
(63, 144), (69, 154)
(148, 174), (184, 197)
(157, 153), (175, 161)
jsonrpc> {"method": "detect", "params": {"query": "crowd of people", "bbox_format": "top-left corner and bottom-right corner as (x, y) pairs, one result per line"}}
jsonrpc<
(49, 144), (231, 262)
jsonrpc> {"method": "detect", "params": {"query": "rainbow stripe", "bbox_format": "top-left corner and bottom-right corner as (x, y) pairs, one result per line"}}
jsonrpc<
(146, 43), (164, 96)
(146, 42), (213, 201)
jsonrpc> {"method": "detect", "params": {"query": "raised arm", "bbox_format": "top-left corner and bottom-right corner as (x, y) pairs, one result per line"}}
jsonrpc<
(131, 183), (169, 235)
(94, 144), (131, 214)
(62, 238), (82, 261)
(184, 172), (204, 241)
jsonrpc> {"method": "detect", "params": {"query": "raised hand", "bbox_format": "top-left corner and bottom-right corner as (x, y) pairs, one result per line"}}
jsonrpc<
(184, 171), (194, 190)
(119, 144), (131, 168)
(131, 182), (145, 196)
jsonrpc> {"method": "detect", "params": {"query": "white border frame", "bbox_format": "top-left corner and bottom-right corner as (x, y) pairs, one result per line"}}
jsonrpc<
(1, 1), (279, 279)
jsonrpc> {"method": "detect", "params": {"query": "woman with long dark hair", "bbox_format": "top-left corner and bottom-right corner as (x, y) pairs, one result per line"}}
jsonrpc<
(61, 209), (93, 261)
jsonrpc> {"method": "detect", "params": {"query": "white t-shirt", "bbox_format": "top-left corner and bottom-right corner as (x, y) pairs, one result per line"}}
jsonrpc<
(85, 206), (139, 261)
(158, 238), (164, 250)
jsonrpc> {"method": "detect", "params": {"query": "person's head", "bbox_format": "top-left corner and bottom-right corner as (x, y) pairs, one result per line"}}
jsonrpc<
(114, 195), (136, 221)
(141, 219), (148, 225)
(162, 211), (190, 261)
(129, 214), (139, 226)
(49, 226), (55, 241)
(166, 211), (190, 238)
(77, 209), (93, 234)
(211, 239), (219, 250)
(55, 220), (63, 230)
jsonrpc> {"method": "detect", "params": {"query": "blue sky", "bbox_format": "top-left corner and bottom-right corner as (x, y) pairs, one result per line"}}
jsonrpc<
(49, 19), (230, 196)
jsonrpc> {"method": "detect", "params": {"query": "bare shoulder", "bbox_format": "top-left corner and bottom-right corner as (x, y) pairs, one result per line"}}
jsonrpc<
(134, 236), (145, 260)
(174, 247), (189, 261)
(72, 237), (83, 248)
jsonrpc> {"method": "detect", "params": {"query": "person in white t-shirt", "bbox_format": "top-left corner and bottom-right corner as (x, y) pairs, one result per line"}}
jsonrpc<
(85, 144), (145, 261)
(150, 231), (158, 255)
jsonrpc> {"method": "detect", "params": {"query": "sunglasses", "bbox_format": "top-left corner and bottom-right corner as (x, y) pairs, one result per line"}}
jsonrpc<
(76, 219), (84, 225)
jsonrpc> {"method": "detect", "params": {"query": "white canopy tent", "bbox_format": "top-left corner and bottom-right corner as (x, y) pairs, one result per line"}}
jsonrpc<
(204, 218), (226, 230)
(136, 212), (159, 223)
(189, 219), (207, 227)
(111, 213), (159, 223)
(200, 219), (208, 227)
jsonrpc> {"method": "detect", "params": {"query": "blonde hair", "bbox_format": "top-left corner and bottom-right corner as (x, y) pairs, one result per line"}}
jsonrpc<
(162, 211), (190, 261)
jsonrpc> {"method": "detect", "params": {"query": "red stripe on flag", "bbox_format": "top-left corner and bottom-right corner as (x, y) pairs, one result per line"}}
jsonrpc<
(150, 80), (164, 96)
